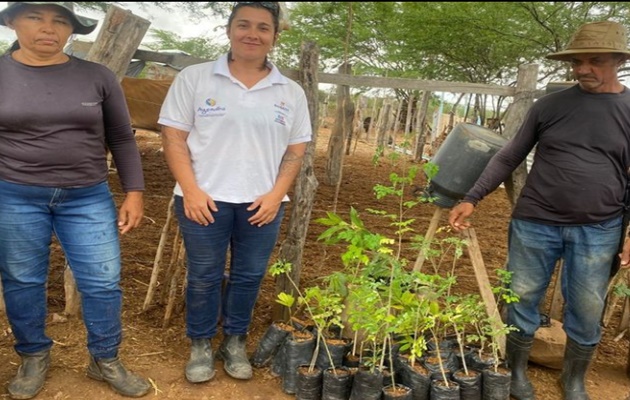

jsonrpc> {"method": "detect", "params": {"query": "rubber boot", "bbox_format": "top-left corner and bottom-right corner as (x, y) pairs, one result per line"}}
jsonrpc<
(217, 334), (253, 380)
(7, 350), (50, 400)
(559, 338), (596, 400)
(87, 356), (151, 398)
(185, 338), (215, 383)
(506, 332), (536, 400)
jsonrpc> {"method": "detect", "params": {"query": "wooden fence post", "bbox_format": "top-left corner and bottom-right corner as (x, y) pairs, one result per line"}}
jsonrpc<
(325, 62), (353, 187)
(501, 64), (538, 207)
(86, 5), (151, 81)
(413, 91), (431, 161)
(273, 41), (321, 321)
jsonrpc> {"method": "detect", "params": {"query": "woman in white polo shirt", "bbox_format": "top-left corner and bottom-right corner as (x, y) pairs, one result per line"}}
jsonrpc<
(158, 1), (312, 385)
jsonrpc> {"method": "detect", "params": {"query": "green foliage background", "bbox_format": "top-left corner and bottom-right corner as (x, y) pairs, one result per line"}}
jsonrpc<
(4, 2), (630, 86)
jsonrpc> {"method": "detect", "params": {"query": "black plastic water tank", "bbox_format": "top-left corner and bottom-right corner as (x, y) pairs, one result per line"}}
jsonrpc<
(545, 81), (575, 94)
(425, 123), (508, 208)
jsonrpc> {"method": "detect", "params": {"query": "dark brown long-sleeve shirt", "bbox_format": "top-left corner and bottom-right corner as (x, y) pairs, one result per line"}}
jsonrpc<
(464, 84), (630, 225)
(0, 53), (144, 192)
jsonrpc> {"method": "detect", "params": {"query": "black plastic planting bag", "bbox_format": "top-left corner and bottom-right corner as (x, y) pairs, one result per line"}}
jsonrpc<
(429, 379), (460, 400)
(382, 384), (413, 400)
(482, 367), (511, 400)
(322, 366), (353, 400)
(316, 337), (352, 371)
(349, 366), (384, 400)
(452, 368), (482, 400)
(281, 334), (316, 394)
(296, 365), (323, 400)
(399, 360), (431, 400)
(250, 321), (291, 368)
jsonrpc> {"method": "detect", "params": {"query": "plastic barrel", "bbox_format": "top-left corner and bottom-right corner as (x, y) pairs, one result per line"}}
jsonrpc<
(545, 81), (575, 94)
(425, 123), (508, 208)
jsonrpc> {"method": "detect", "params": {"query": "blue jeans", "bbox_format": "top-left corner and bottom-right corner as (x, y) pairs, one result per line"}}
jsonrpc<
(0, 180), (122, 358)
(174, 196), (285, 339)
(506, 217), (621, 345)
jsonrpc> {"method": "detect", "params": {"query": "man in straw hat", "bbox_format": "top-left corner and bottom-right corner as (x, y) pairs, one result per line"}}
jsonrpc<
(0, 2), (150, 399)
(449, 20), (630, 400)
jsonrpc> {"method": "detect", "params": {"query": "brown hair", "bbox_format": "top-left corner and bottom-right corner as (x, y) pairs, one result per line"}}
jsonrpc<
(226, 2), (280, 70)
(227, 2), (280, 33)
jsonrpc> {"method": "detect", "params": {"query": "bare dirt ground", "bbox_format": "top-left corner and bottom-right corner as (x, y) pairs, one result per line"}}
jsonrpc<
(0, 125), (629, 400)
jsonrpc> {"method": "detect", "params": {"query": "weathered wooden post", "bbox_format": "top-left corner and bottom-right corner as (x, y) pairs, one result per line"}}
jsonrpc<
(391, 98), (404, 146)
(351, 95), (367, 154)
(501, 64), (538, 206)
(404, 92), (415, 137)
(413, 91), (431, 161)
(376, 101), (392, 148)
(325, 62), (353, 187)
(64, 4), (151, 316)
(86, 5), (151, 80)
(272, 41), (320, 322)
(366, 97), (379, 142)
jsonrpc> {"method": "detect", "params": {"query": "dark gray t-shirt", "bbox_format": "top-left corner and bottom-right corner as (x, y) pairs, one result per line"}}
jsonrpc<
(464, 84), (630, 225)
(0, 53), (144, 192)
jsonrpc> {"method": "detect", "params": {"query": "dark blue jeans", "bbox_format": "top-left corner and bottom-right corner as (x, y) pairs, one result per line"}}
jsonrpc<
(506, 217), (621, 345)
(174, 196), (285, 339)
(0, 180), (122, 358)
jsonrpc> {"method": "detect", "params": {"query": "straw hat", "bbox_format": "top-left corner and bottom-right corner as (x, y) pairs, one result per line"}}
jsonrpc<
(0, 2), (98, 35)
(546, 20), (630, 61)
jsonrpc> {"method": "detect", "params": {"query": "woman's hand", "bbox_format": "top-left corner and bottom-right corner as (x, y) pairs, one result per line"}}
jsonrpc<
(118, 191), (144, 234)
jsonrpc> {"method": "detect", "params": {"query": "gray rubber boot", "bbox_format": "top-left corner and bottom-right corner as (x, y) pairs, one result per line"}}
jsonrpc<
(87, 356), (151, 398)
(560, 338), (596, 400)
(185, 338), (215, 383)
(506, 332), (536, 400)
(7, 350), (50, 400)
(217, 335), (253, 380)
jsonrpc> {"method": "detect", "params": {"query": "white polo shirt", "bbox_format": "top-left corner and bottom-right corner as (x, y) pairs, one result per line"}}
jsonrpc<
(158, 54), (312, 203)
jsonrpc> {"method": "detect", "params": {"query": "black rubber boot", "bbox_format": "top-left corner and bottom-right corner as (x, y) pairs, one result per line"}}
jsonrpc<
(506, 332), (536, 400)
(560, 338), (596, 400)
(87, 356), (151, 398)
(217, 334), (253, 380)
(7, 350), (50, 400)
(185, 338), (215, 383)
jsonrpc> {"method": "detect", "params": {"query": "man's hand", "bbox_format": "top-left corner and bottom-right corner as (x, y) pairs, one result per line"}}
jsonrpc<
(448, 201), (475, 232)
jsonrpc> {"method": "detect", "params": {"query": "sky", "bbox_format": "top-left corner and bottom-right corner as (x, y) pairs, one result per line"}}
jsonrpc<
(0, 2), (227, 46)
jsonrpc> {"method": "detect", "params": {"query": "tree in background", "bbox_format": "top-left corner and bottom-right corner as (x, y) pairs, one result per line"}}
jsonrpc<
(143, 29), (225, 61)
(66, 2), (630, 124)
(275, 2), (630, 124)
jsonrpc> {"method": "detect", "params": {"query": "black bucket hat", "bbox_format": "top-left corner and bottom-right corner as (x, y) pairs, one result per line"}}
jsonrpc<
(0, 2), (98, 35)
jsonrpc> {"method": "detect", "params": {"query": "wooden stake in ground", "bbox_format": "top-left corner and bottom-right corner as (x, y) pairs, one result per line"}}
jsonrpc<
(163, 240), (186, 328)
(412, 206), (505, 356)
(413, 207), (443, 272)
(143, 196), (175, 311)
(462, 227), (506, 357)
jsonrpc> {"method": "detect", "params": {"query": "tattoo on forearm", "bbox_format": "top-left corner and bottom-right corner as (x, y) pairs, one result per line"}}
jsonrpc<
(279, 151), (304, 176)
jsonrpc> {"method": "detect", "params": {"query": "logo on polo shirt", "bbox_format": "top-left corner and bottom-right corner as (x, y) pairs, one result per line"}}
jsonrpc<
(274, 113), (286, 126)
(197, 98), (226, 117)
(274, 101), (289, 126)
(274, 101), (289, 112)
